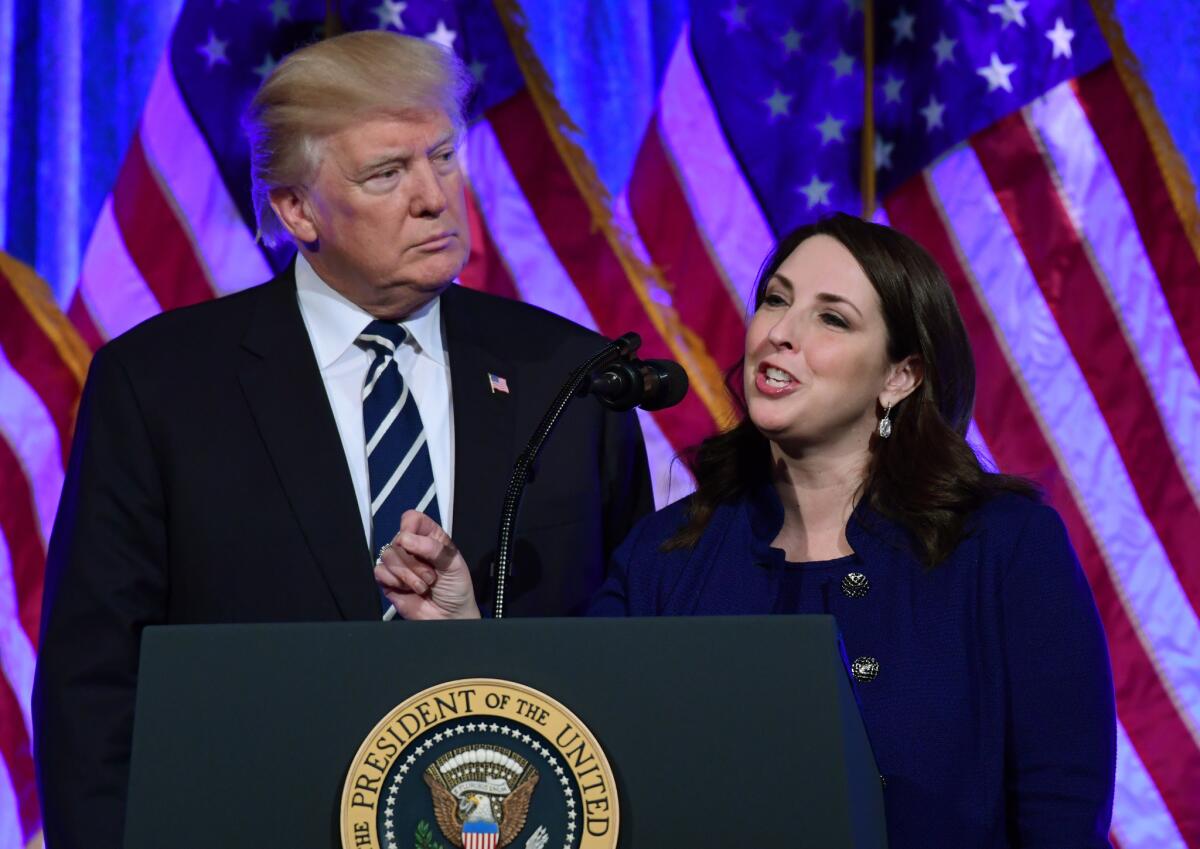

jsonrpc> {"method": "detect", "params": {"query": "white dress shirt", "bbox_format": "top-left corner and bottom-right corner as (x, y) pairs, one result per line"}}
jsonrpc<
(294, 253), (456, 549)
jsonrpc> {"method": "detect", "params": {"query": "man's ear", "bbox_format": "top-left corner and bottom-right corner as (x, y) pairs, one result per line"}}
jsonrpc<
(881, 355), (924, 408)
(268, 186), (318, 245)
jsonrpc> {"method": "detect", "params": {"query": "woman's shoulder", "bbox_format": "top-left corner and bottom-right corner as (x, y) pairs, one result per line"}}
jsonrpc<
(619, 495), (698, 555)
(959, 490), (1081, 583)
(969, 489), (1062, 538)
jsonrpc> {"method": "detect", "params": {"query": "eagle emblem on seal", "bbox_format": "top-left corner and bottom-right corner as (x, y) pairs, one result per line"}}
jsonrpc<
(423, 745), (540, 849)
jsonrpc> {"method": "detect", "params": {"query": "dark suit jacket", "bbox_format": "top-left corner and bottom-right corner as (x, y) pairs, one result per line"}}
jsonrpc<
(32, 269), (653, 849)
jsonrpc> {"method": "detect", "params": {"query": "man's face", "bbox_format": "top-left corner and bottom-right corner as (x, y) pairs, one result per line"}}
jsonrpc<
(287, 109), (471, 317)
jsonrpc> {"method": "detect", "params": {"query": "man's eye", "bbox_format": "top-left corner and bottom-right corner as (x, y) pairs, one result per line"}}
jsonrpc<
(373, 169), (400, 180)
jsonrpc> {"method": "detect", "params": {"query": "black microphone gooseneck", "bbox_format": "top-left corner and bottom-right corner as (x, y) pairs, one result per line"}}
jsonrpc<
(491, 332), (642, 618)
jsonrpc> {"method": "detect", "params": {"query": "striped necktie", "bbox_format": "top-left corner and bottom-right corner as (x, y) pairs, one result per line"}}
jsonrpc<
(357, 320), (441, 570)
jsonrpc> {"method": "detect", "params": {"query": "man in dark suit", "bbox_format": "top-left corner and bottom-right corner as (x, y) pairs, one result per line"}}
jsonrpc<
(33, 31), (653, 849)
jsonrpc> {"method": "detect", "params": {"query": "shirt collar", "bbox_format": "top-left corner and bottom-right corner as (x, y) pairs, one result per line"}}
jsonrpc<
(294, 252), (448, 368)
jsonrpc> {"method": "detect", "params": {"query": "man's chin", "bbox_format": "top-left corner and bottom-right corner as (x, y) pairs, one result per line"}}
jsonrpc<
(404, 249), (468, 287)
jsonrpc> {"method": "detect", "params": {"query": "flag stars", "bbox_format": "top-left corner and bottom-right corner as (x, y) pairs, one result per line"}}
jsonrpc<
(830, 50), (855, 79)
(763, 87), (793, 120)
(197, 30), (229, 69)
(372, 0), (406, 30)
(920, 95), (946, 131)
(932, 32), (957, 66)
(268, 0), (291, 25)
(977, 52), (1017, 92)
(874, 136), (895, 170)
(780, 27), (803, 56)
(988, 0), (1028, 29)
(815, 113), (845, 145)
(252, 53), (278, 80)
(425, 20), (457, 50)
(721, 2), (749, 33)
(891, 8), (916, 44)
(798, 175), (832, 209)
(1046, 17), (1075, 58)
(882, 74), (904, 104)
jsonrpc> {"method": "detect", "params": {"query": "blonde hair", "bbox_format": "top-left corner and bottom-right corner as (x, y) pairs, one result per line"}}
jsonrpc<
(243, 31), (472, 246)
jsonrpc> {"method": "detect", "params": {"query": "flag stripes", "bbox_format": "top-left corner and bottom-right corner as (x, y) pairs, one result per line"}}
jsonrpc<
(111, 133), (217, 312)
(887, 153), (1200, 846)
(458, 118), (689, 503)
(1027, 84), (1200, 491)
(0, 666), (36, 845)
(1114, 722), (1188, 849)
(0, 759), (27, 849)
(65, 290), (105, 353)
(0, 284), (76, 469)
(459, 187), (522, 303)
(73, 199), (164, 343)
(628, 120), (747, 372)
(972, 111), (1200, 625)
(484, 89), (722, 451)
(1074, 65), (1200, 377)
(658, 25), (772, 315)
(461, 118), (602, 332)
(138, 56), (271, 297)
(0, 352), (62, 560)
(0, 438), (44, 647)
(931, 142), (1200, 737)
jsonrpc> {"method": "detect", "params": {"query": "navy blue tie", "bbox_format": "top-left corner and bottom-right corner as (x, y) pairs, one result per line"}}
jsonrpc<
(358, 321), (441, 572)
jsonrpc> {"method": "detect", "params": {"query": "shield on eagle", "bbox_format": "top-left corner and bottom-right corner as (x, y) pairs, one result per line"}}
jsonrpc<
(424, 745), (540, 849)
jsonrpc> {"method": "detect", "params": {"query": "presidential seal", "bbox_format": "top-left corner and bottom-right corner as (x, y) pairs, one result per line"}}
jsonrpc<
(340, 679), (618, 849)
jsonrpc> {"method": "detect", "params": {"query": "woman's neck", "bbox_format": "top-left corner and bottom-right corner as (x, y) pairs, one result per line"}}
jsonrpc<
(768, 443), (867, 562)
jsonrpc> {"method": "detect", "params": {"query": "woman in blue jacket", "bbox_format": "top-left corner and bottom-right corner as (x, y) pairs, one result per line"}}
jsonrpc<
(378, 213), (1117, 848)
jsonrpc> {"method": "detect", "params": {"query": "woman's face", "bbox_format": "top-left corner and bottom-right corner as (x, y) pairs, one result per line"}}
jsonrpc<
(744, 235), (900, 455)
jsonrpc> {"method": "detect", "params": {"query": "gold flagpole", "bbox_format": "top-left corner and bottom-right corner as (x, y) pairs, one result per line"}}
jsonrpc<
(861, 0), (876, 218)
(324, 0), (345, 37)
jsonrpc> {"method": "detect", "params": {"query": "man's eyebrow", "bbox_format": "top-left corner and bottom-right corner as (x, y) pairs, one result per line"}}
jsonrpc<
(351, 133), (457, 178)
(351, 153), (409, 178)
(815, 291), (864, 318)
(427, 131), (456, 152)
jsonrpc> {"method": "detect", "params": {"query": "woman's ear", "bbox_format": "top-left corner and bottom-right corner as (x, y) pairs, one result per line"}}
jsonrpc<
(880, 355), (924, 408)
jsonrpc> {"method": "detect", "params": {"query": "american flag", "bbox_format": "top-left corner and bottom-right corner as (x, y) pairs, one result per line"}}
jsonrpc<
(0, 0), (1197, 846)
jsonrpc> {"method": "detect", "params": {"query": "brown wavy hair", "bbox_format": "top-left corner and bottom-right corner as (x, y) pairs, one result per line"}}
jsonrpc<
(666, 213), (1036, 565)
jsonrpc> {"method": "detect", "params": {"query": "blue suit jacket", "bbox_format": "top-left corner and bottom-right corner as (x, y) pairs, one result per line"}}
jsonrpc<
(591, 484), (1116, 849)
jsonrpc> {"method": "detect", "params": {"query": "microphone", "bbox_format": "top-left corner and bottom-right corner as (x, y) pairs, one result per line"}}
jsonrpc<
(589, 358), (689, 411)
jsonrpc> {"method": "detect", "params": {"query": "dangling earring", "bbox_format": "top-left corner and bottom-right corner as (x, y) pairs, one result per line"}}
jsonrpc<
(878, 402), (893, 439)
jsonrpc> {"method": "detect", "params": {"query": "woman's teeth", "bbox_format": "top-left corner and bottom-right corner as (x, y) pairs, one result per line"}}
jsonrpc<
(764, 367), (792, 386)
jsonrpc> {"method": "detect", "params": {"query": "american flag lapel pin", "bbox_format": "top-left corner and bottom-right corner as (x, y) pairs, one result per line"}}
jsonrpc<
(488, 373), (510, 394)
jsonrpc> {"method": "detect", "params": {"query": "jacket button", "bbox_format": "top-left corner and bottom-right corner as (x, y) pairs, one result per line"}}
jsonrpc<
(851, 656), (880, 683)
(841, 571), (870, 598)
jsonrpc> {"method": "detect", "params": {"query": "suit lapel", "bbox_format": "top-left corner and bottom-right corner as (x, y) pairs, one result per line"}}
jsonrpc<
(441, 285), (518, 594)
(237, 268), (378, 620)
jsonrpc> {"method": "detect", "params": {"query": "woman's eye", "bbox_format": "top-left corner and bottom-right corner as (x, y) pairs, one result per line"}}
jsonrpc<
(821, 312), (849, 329)
(762, 292), (788, 308)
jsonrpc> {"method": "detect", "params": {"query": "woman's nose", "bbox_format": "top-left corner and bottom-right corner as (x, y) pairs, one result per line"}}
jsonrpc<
(766, 314), (799, 350)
